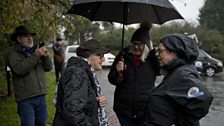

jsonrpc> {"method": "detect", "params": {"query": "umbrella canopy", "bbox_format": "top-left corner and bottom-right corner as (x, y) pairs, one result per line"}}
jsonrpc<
(67, 0), (184, 48)
(67, 0), (183, 25)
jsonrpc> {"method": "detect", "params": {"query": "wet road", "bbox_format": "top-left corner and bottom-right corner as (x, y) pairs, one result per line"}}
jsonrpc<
(200, 72), (224, 126)
(96, 69), (224, 126)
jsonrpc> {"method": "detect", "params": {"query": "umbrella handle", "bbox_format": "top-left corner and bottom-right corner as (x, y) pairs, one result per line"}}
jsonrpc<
(118, 55), (125, 81)
(120, 52), (126, 71)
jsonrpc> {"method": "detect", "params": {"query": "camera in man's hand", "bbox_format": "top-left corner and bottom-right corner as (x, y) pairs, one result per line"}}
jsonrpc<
(36, 41), (48, 57)
(39, 41), (45, 48)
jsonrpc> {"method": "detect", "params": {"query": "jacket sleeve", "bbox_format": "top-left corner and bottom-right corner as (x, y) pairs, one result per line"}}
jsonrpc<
(41, 56), (53, 72)
(166, 74), (213, 125)
(7, 52), (40, 76)
(62, 67), (89, 125)
(108, 51), (123, 85)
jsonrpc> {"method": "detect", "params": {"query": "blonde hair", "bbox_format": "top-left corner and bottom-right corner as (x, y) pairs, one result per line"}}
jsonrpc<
(140, 44), (149, 62)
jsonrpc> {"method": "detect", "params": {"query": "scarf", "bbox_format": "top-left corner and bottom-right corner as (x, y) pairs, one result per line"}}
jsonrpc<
(133, 54), (141, 69)
(91, 68), (109, 126)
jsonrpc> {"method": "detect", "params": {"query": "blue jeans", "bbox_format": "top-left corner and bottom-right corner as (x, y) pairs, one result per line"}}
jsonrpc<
(17, 95), (47, 126)
(116, 114), (144, 126)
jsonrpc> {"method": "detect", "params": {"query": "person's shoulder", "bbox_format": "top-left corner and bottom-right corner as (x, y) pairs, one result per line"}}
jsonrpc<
(173, 65), (186, 74)
(66, 57), (88, 71)
(62, 65), (88, 83)
(8, 45), (16, 51)
(173, 64), (197, 79)
(7, 46), (17, 56)
(178, 64), (195, 72)
(53, 43), (57, 46)
(52, 44), (56, 48)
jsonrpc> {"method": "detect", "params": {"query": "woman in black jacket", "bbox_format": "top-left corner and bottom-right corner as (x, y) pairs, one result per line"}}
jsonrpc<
(53, 39), (110, 126)
(108, 22), (159, 126)
(144, 33), (213, 126)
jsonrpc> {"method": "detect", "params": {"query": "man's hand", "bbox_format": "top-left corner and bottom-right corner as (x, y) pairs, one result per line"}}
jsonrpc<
(34, 47), (48, 57)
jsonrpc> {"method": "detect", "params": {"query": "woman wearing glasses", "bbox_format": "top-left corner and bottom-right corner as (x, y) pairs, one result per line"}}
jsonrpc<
(108, 22), (159, 126)
(144, 33), (213, 126)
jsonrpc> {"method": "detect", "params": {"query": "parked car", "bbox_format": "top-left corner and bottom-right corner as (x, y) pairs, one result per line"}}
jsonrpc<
(102, 52), (115, 67)
(194, 49), (223, 76)
(64, 45), (115, 67)
(64, 45), (79, 65)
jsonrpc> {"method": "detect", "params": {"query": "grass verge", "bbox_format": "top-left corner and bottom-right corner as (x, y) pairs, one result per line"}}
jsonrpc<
(0, 72), (57, 126)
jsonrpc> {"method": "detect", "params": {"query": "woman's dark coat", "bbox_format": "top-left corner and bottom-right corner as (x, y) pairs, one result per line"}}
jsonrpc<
(108, 48), (159, 119)
(144, 64), (213, 126)
(144, 33), (213, 126)
(53, 57), (99, 126)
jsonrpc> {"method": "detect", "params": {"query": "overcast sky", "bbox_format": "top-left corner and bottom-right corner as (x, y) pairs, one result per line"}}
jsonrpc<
(114, 0), (205, 28)
(170, 0), (205, 25)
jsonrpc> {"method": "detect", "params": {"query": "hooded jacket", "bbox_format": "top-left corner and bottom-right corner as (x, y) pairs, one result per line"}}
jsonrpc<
(53, 57), (99, 126)
(144, 33), (213, 126)
(144, 64), (213, 126)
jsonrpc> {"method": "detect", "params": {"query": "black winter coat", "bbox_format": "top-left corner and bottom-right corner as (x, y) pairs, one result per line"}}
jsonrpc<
(53, 57), (99, 126)
(144, 64), (213, 126)
(108, 48), (159, 119)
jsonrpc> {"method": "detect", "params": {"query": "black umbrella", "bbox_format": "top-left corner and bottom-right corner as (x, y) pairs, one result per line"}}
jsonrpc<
(67, 0), (184, 48)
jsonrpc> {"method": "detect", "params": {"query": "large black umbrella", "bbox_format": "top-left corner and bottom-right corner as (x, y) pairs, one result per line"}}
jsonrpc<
(67, 0), (184, 48)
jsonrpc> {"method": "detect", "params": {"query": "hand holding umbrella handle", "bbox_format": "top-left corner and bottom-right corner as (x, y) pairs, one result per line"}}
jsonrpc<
(120, 56), (124, 61)
(116, 55), (126, 81)
(119, 55), (126, 71)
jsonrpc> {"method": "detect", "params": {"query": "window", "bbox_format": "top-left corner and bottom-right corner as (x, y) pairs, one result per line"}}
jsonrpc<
(68, 47), (77, 53)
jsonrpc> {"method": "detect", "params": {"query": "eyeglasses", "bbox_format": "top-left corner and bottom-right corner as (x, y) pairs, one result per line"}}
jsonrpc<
(156, 48), (168, 54)
(95, 54), (104, 58)
(131, 42), (144, 47)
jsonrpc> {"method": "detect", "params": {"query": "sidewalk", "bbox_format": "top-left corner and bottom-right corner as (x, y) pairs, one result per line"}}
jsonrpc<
(107, 107), (120, 126)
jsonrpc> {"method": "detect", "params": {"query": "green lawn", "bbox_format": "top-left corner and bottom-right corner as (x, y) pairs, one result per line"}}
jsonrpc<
(0, 72), (57, 126)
